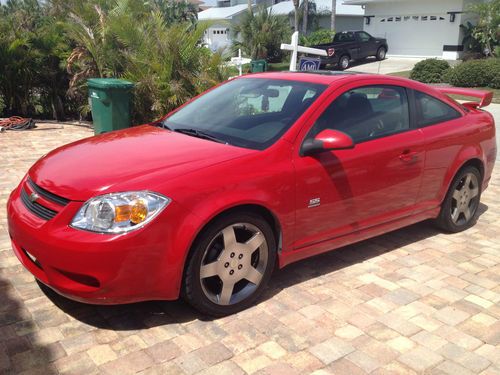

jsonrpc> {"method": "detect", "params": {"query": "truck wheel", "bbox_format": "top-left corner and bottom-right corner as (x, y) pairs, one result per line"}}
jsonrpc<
(339, 55), (350, 70)
(376, 47), (386, 61)
(434, 166), (481, 233)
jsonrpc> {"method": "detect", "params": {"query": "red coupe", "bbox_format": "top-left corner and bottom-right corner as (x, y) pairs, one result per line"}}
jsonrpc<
(7, 72), (496, 316)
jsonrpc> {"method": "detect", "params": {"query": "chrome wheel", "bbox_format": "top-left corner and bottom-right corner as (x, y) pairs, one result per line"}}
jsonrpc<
(450, 172), (479, 225)
(378, 47), (386, 60)
(340, 56), (349, 70)
(199, 223), (268, 306)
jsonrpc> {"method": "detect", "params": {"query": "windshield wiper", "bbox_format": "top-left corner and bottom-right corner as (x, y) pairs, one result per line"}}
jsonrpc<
(174, 128), (228, 144)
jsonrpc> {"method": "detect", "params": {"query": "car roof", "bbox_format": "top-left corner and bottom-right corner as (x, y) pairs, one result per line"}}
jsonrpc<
(241, 71), (414, 87)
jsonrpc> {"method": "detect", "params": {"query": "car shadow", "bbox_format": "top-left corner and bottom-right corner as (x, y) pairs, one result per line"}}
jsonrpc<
(0, 276), (58, 373)
(39, 203), (488, 329)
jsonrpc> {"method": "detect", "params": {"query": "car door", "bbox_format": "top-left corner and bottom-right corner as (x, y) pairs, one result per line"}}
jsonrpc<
(292, 83), (426, 251)
(356, 31), (378, 58)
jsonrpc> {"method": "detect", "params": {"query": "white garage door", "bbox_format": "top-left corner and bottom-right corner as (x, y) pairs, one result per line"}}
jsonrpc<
(368, 14), (449, 57)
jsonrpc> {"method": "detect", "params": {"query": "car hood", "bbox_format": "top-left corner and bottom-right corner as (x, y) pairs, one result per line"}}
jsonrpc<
(29, 125), (253, 201)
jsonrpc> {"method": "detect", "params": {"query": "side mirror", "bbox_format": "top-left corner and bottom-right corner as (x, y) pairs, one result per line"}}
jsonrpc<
(301, 129), (354, 156)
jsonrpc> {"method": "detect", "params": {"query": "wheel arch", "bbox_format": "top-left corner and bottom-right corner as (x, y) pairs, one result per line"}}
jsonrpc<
(180, 203), (283, 295)
(440, 154), (485, 204)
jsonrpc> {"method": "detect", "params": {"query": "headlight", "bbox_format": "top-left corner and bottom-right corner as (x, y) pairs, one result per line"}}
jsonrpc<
(71, 191), (170, 233)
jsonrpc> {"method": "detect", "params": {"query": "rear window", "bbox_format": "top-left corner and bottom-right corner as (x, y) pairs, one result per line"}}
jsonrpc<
(414, 91), (461, 127)
(334, 32), (355, 42)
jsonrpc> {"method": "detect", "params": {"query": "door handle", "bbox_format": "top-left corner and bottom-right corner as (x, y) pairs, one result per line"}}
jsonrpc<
(399, 150), (419, 163)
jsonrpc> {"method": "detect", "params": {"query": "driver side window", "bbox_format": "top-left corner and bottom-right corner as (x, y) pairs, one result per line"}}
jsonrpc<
(309, 85), (410, 143)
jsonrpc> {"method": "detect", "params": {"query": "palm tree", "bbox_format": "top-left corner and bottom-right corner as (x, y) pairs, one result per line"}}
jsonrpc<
(302, 0), (308, 33)
(331, 0), (336, 31)
(233, 5), (291, 61)
(292, 0), (299, 32)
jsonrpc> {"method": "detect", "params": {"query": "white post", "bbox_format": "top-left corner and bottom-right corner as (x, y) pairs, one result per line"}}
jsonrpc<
(290, 31), (299, 72)
(238, 49), (243, 76)
(230, 49), (251, 77)
(281, 31), (327, 71)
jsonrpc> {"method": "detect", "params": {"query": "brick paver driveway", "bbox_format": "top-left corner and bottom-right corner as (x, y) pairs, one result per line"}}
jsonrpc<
(1, 121), (499, 375)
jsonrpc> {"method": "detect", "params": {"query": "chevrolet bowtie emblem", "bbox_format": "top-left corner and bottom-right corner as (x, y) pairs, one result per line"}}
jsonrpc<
(29, 192), (40, 203)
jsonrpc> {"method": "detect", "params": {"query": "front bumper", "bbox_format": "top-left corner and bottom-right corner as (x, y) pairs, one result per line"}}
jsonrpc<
(7, 178), (198, 304)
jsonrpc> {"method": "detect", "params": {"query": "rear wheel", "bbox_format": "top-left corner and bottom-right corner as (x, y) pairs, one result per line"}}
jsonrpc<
(435, 166), (481, 232)
(183, 212), (276, 316)
(338, 55), (350, 70)
(376, 47), (386, 61)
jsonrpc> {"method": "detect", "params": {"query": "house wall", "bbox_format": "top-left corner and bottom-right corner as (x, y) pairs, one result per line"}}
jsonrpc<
(317, 15), (364, 31)
(363, 0), (470, 59)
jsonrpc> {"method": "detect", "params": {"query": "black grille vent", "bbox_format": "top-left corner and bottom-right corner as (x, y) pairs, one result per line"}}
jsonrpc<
(20, 188), (58, 220)
(27, 178), (69, 206)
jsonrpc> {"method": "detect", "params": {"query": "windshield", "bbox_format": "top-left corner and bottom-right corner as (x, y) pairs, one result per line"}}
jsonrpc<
(162, 78), (326, 150)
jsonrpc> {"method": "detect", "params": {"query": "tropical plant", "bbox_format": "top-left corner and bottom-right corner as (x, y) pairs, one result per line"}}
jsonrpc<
(0, 0), (72, 119)
(466, 0), (500, 56)
(233, 6), (291, 62)
(152, 0), (198, 29)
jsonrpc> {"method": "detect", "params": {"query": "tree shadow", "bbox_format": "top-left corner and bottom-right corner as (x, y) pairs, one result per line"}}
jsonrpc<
(0, 275), (58, 374)
(39, 203), (488, 329)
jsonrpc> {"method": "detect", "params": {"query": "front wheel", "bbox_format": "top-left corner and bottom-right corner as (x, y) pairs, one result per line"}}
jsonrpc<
(183, 212), (276, 316)
(435, 166), (481, 233)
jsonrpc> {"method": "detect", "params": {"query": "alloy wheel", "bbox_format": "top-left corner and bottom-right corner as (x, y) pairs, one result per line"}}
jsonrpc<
(199, 223), (268, 305)
(450, 172), (479, 225)
(340, 56), (349, 69)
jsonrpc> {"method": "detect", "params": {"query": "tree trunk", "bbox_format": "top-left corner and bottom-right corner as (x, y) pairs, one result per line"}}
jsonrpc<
(293, 0), (299, 32)
(330, 0), (336, 31)
(302, 0), (308, 34)
(248, 0), (252, 11)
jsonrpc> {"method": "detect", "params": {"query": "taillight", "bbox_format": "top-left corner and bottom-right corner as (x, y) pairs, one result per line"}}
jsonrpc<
(327, 48), (335, 57)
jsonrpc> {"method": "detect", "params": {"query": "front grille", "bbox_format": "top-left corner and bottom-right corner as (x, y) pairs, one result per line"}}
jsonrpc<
(20, 188), (58, 220)
(27, 177), (69, 206)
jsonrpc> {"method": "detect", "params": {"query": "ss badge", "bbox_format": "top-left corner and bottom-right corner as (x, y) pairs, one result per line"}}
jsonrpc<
(308, 197), (320, 208)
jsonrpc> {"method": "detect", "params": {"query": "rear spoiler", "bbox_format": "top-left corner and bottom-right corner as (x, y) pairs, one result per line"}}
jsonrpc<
(434, 87), (493, 109)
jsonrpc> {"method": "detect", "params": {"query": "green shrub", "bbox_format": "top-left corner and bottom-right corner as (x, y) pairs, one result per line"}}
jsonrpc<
(445, 58), (500, 87)
(300, 29), (335, 47)
(409, 59), (451, 83)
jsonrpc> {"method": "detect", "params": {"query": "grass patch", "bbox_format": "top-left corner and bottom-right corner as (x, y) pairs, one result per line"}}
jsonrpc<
(388, 70), (411, 78)
(447, 87), (500, 105)
(387, 71), (500, 104)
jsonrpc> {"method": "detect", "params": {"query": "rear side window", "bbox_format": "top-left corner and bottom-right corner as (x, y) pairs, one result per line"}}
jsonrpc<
(415, 90), (461, 127)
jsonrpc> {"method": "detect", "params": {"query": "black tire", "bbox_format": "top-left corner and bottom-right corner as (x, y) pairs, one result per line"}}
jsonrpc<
(338, 55), (350, 70)
(434, 166), (482, 233)
(376, 47), (386, 61)
(183, 212), (276, 316)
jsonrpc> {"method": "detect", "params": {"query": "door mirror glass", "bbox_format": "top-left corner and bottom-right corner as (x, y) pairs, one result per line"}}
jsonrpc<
(302, 129), (354, 156)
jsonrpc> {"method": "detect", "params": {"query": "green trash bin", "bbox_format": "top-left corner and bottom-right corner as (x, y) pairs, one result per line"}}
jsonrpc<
(251, 59), (268, 73)
(88, 78), (134, 135)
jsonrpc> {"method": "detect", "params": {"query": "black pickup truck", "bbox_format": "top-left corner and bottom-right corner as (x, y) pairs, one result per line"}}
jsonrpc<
(312, 31), (388, 70)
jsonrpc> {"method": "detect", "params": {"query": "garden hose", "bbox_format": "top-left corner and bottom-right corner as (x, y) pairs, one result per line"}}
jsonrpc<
(0, 116), (37, 132)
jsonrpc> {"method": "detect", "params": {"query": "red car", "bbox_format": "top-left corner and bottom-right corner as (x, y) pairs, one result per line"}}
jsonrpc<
(7, 72), (496, 316)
